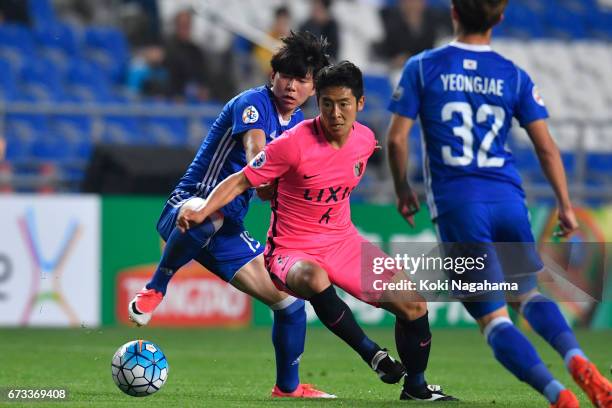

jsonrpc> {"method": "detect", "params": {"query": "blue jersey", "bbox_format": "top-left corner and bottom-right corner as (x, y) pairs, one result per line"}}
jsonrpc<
(388, 42), (548, 219)
(169, 86), (304, 222)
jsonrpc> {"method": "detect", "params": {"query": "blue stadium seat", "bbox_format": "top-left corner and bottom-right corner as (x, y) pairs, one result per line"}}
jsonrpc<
(28, 0), (57, 27)
(84, 27), (129, 82)
(5, 115), (48, 160)
(66, 83), (116, 103)
(502, 5), (545, 38)
(31, 132), (74, 160)
(34, 22), (79, 55)
(409, 123), (424, 183)
(4, 134), (34, 161)
(0, 24), (35, 54)
(65, 58), (117, 102)
(66, 57), (109, 85)
(19, 56), (61, 86)
(586, 153), (612, 173)
(6, 114), (48, 137)
(51, 117), (92, 150)
(19, 82), (68, 102)
(363, 74), (393, 111)
(101, 116), (144, 144)
(542, 8), (587, 39)
(85, 49), (126, 83)
(18, 55), (67, 101)
(73, 139), (93, 161)
(0, 57), (19, 100)
(587, 11), (612, 39)
(560, 152), (576, 180)
(511, 147), (547, 183)
(144, 117), (189, 145)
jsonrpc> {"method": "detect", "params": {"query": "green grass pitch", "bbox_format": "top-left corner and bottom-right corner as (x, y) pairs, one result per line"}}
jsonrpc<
(0, 327), (609, 407)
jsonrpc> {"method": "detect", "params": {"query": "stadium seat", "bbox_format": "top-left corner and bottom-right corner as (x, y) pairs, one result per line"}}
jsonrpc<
(541, 7), (587, 39)
(0, 57), (19, 100)
(84, 27), (129, 82)
(0, 24), (35, 54)
(6, 114), (48, 136)
(144, 117), (190, 146)
(28, 0), (57, 27)
(101, 116), (144, 144)
(66, 57), (110, 85)
(51, 117), (92, 157)
(363, 74), (393, 111)
(31, 132), (74, 160)
(34, 22), (79, 56)
(4, 134), (34, 161)
(19, 56), (61, 86)
(502, 5), (545, 38)
(586, 153), (612, 173)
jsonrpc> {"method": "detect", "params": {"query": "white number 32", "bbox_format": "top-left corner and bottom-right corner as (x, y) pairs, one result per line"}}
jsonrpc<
(441, 102), (506, 168)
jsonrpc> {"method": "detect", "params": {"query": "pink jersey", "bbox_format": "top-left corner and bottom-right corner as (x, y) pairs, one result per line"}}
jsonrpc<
(243, 117), (377, 252)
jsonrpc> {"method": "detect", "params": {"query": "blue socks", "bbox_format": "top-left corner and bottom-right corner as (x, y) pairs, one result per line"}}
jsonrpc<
(147, 219), (217, 295)
(271, 297), (306, 393)
(485, 316), (565, 404)
(521, 293), (586, 368)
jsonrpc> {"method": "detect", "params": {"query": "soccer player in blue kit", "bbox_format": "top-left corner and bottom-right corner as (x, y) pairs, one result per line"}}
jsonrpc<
(386, 1), (611, 407)
(128, 32), (335, 398)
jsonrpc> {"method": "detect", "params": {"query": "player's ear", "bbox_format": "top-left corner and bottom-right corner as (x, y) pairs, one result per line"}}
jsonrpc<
(450, 5), (460, 26)
(269, 71), (277, 85)
(357, 95), (365, 112)
(308, 84), (316, 97)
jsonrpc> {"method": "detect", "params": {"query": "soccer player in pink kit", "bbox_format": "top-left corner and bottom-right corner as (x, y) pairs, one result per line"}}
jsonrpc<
(178, 61), (456, 401)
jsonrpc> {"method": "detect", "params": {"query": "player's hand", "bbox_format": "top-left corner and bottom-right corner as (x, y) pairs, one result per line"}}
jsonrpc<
(554, 205), (579, 238)
(396, 183), (420, 227)
(256, 181), (277, 201)
(176, 207), (207, 233)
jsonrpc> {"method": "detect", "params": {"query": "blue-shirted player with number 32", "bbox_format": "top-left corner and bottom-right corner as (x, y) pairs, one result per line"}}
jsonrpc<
(387, 1), (611, 407)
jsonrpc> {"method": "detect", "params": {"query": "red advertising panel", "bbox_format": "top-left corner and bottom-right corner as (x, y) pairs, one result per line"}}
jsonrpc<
(116, 262), (251, 327)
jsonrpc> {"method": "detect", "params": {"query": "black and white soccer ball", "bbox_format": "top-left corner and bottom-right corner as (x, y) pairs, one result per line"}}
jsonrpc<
(111, 340), (169, 397)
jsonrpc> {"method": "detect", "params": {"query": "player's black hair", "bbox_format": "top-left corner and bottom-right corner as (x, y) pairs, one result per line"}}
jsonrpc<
(270, 31), (330, 79)
(452, 0), (508, 34)
(316, 0), (333, 10)
(274, 6), (290, 19)
(315, 60), (363, 101)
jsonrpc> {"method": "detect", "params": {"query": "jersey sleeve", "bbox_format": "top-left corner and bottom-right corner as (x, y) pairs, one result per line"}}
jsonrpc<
(387, 54), (424, 119)
(514, 67), (549, 126)
(243, 131), (300, 187)
(231, 92), (269, 139)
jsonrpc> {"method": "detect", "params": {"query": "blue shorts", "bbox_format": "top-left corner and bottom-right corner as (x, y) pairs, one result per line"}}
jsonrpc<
(435, 201), (543, 317)
(156, 201), (264, 282)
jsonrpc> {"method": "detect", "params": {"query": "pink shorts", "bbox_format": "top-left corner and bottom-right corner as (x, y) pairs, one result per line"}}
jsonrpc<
(265, 235), (396, 305)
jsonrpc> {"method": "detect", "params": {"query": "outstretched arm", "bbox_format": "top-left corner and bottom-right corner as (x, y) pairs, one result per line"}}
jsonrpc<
(176, 170), (253, 232)
(387, 114), (419, 227)
(243, 129), (276, 201)
(525, 119), (578, 237)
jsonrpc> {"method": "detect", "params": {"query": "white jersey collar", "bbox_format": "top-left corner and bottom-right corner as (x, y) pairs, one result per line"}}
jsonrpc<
(449, 41), (492, 52)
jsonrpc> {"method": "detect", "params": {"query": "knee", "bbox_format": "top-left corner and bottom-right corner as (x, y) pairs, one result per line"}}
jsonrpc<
(288, 262), (330, 294)
(507, 289), (540, 314)
(477, 307), (510, 333)
(394, 301), (428, 321)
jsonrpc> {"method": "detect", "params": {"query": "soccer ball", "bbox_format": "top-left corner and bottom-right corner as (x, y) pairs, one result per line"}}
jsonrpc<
(111, 340), (169, 397)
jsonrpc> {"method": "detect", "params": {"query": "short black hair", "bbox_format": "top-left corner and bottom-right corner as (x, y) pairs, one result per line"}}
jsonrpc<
(452, 0), (508, 34)
(270, 31), (330, 79)
(315, 60), (363, 101)
(274, 6), (290, 19)
(316, 0), (333, 10)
